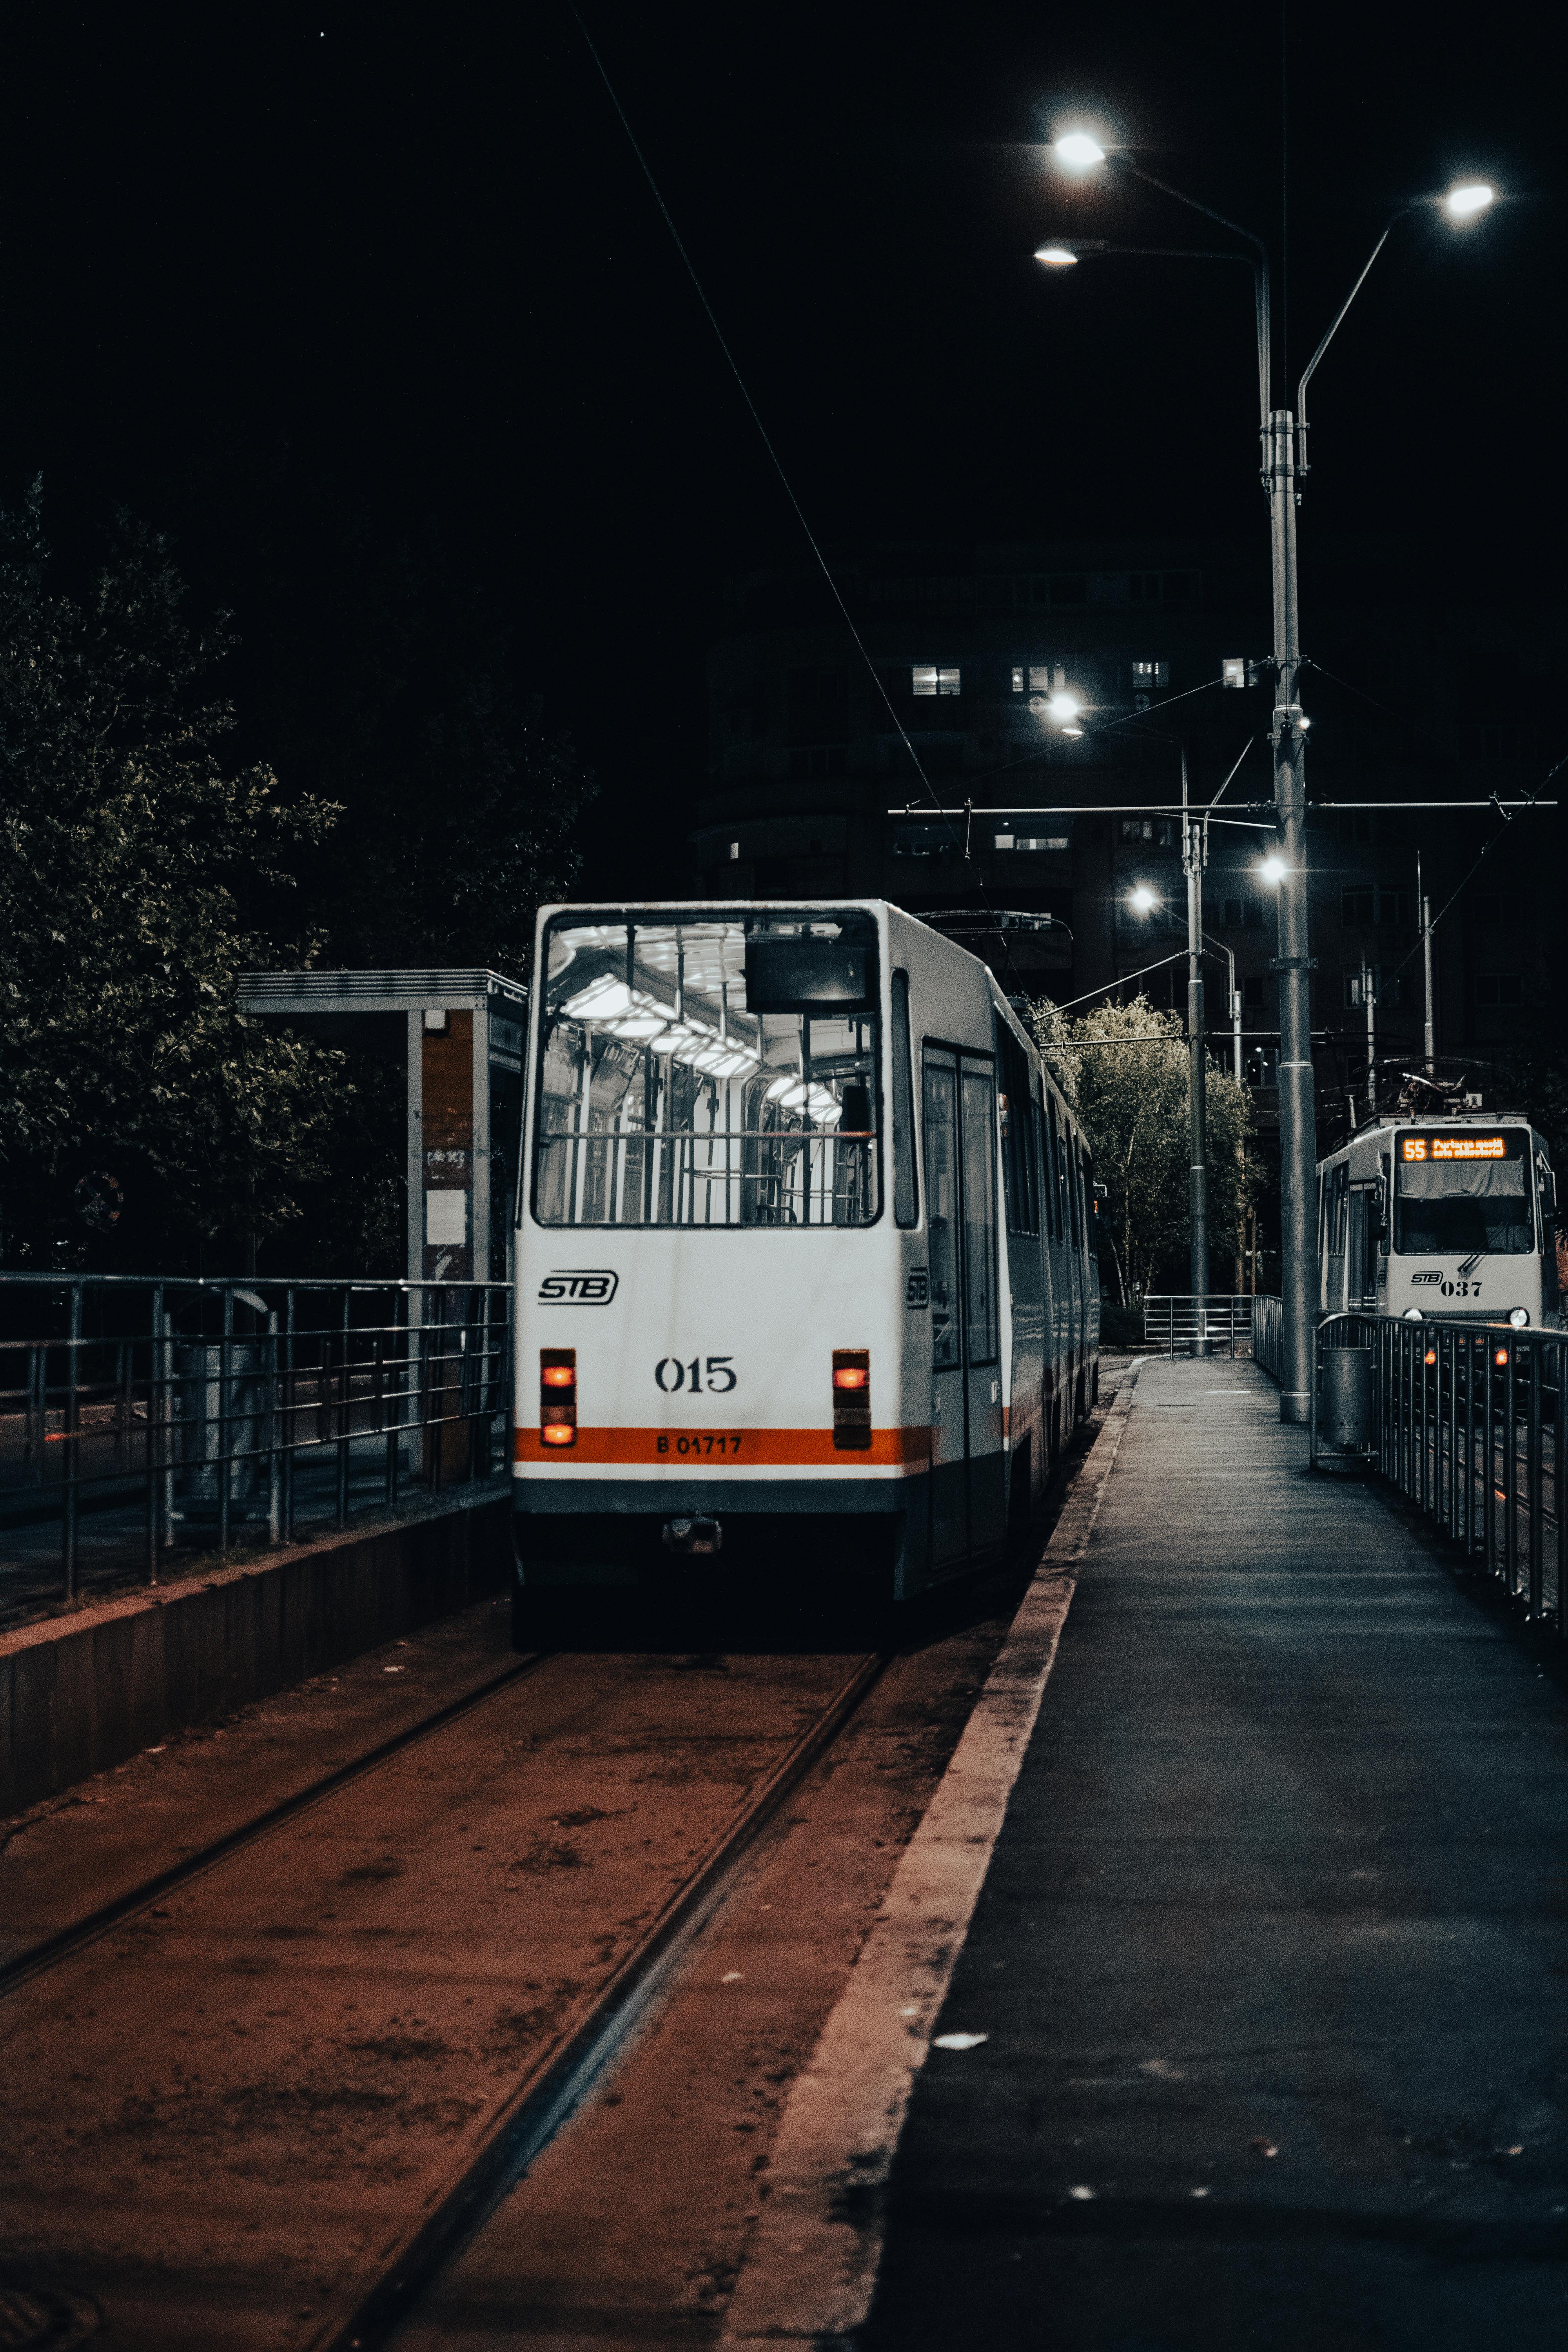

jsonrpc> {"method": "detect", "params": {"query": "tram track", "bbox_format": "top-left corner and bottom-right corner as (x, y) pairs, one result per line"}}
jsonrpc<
(0, 1649), (556, 2002)
(318, 1647), (884, 2352)
(0, 1631), (896, 2352)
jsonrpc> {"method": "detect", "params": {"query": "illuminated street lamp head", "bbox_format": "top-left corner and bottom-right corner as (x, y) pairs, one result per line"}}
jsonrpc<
(1049, 691), (1080, 721)
(1061, 721), (1085, 738)
(1035, 244), (1079, 268)
(1129, 884), (1158, 913)
(1260, 855), (1286, 886)
(1444, 181), (1494, 220)
(1053, 132), (1106, 171)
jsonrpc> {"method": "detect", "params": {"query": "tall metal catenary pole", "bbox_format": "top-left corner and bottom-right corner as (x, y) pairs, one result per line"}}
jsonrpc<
(1417, 852), (1436, 1071)
(1183, 752), (1209, 1334)
(1267, 408), (1318, 1422)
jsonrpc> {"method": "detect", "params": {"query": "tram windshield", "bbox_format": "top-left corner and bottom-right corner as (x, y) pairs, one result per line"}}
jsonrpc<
(532, 911), (882, 1228)
(1394, 1129), (1534, 1257)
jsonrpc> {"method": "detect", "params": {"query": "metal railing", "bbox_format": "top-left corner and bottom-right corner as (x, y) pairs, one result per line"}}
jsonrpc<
(1142, 1295), (1256, 1357)
(1373, 1314), (1564, 1639)
(0, 1276), (513, 1621)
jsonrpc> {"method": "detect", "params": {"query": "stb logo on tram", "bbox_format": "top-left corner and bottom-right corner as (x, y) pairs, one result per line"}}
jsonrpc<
(537, 1269), (619, 1305)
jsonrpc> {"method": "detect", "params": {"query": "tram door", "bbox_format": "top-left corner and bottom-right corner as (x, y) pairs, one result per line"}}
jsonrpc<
(924, 1049), (1005, 1569)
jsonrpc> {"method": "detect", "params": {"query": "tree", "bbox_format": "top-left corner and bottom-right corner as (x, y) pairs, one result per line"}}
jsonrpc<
(1028, 992), (1257, 1305)
(0, 485), (340, 1269)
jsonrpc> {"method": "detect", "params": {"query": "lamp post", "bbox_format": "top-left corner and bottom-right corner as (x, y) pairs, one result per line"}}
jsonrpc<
(1040, 137), (1495, 1419)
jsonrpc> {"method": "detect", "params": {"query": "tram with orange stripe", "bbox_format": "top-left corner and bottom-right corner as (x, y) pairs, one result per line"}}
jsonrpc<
(512, 900), (1099, 1620)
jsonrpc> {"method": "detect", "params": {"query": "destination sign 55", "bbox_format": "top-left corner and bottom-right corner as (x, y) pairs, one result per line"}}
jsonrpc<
(1401, 1136), (1506, 1162)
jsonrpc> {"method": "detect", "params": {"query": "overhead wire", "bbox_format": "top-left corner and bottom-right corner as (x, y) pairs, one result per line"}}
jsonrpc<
(565, 6), (1036, 995)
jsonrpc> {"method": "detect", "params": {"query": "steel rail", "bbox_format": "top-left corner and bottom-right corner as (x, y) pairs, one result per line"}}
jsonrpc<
(314, 1648), (887, 2352)
(0, 1649), (556, 2000)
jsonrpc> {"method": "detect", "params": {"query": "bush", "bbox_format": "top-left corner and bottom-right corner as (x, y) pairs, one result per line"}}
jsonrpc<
(1099, 1301), (1145, 1350)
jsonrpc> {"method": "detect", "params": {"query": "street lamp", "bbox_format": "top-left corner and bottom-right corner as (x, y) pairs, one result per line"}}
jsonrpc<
(1034, 143), (1496, 1420)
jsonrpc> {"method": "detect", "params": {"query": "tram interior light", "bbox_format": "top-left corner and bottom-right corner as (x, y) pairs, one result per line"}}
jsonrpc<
(560, 972), (765, 1085)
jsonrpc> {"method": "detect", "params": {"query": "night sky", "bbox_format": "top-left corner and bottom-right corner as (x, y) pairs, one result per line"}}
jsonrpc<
(4, 4), (1560, 895)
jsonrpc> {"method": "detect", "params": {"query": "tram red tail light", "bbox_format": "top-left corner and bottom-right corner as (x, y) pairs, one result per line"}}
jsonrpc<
(540, 1348), (577, 1448)
(1425, 1348), (1437, 1366)
(833, 1349), (871, 1450)
(1495, 1348), (1509, 1367)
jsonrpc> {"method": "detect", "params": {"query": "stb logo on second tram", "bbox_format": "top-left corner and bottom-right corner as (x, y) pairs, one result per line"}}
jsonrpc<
(538, 1269), (619, 1305)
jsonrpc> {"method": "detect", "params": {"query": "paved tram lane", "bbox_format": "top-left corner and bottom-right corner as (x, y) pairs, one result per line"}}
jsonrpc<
(0, 1647), (870, 2349)
(864, 1354), (1568, 2352)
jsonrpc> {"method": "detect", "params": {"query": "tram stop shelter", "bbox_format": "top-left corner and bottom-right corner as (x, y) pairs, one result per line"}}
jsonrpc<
(237, 968), (527, 1283)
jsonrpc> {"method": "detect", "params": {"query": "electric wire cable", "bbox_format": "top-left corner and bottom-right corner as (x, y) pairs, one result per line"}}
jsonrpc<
(565, 4), (1036, 992)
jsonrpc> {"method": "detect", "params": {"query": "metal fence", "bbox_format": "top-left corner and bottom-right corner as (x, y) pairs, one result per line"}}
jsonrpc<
(1142, 1295), (1256, 1357)
(1373, 1314), (1564, 1638)
(0, 1276), (513, 1622)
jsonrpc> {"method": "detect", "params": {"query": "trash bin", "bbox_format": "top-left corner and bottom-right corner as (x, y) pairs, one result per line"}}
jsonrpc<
(173, 1340), (272, 1529)
(1320, 1345), (1374, 1455)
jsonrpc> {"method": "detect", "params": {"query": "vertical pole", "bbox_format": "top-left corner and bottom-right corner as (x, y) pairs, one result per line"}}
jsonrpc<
(1184, 766), (1209, 1345)
(62, 1282), (82, 1604)
(266, 1310), (282, 1546)
(1418, 853), (1436, 1074)
(283, 1287), (297, 1544)
(218, 1287), (232, 1555)
(1269, 405), (1318, 1423)
(161, 1307), (176, 1550)
(1363, 958), (1376, 1118)
(146, 1283), (164, 1582)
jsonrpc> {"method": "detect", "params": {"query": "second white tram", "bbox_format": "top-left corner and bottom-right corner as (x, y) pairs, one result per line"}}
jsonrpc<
(512, 899), (1101, 1612)
(1318, 1110), (1561, 1328)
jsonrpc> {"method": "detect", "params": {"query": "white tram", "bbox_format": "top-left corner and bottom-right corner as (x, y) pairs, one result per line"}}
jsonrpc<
(512, 900), (1101, 1614)
(1318, 1110), (1561, 1329)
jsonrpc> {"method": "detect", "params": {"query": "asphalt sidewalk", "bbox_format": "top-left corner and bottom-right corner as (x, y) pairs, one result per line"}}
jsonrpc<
(863, 1351), (1568, 2352)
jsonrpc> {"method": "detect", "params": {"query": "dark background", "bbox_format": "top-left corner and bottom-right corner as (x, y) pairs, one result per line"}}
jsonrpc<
(2, 1), (1559, 905)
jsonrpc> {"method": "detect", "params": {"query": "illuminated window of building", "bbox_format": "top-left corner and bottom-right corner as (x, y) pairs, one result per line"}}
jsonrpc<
(912, 666), (960, 697)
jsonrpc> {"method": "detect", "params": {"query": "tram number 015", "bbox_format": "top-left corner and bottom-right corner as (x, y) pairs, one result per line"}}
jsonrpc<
(655, 1356), (737, 1394)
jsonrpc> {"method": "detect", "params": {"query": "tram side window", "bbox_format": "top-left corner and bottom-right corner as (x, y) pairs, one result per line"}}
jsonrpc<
(923, 1058), (961, 1367)
(1046, 1094), (1062, 1242)
(1082, 1149), (1099, 1262)
(1064, 1131), (1081, 1250)
(996, 1021), (1039, 1236)
(891, 971), (918, 1228)
(1036, 1100), (1055, 1242)
(961, 1064), (1000, 1366)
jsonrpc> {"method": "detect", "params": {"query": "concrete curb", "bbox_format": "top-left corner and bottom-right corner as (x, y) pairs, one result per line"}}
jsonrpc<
(719, 1360), (1147, 2347)
(0, 1491), (511, 1815)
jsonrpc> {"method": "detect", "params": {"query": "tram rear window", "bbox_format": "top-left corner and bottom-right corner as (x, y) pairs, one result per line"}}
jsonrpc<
(532, 912), (882, 1229)
(1394, 1129), (1533, 1258)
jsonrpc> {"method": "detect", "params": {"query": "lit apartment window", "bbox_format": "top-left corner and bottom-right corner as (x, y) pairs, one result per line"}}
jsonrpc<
(1131, 659), (1169, 687)
(994, 831), (1071, 851)
(728, 841), (740, 860)
(1119, 816), (1176, 848)
(913, 665), (960, 697)
(1010, 664), (1058, 693)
